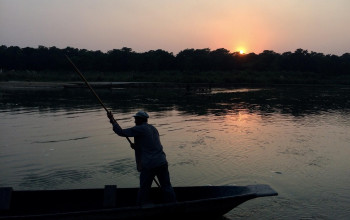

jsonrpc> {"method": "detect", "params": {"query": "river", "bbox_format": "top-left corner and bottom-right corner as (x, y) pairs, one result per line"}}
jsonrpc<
(1, 84), (350, 219)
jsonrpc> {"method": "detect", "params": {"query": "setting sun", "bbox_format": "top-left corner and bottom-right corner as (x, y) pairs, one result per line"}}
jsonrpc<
(235, 46), (246, 54)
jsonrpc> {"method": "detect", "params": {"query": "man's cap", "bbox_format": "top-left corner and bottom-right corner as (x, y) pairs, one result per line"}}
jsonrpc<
(133, 111), (149, 119)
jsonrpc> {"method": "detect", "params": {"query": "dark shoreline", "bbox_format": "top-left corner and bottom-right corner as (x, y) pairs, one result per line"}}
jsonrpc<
(0, 81), (348, 91)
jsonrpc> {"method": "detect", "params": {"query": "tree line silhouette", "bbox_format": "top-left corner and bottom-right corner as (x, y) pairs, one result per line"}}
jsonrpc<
(1, 45), (349, 76)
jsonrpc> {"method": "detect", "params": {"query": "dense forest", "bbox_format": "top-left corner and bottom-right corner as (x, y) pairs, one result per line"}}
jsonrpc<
(0, 45), (349, 84)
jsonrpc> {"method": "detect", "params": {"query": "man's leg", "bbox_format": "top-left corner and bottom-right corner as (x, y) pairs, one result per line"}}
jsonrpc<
(138, 168), (155, 205)
(155, 164), (176, 203)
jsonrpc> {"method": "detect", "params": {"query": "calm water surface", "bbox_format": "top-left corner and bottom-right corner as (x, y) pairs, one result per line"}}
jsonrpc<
(1, 85), (350, 219)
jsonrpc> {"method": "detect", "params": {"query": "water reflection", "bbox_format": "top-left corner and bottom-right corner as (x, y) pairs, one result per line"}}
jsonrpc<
(1, 86), (350, 116)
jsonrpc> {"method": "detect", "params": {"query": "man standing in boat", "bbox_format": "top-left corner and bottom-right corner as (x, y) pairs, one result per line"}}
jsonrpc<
(107, 110), (176, 205)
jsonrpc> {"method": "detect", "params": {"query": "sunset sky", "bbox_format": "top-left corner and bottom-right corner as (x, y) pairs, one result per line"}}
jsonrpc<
(1, 0), (350, 55)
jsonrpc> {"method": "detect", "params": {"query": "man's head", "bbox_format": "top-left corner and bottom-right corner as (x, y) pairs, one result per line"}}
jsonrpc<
(133, 111), (149, 125)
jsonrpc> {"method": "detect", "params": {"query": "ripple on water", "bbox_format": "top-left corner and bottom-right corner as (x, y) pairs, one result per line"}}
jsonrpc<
(100, 158), (138, 176)
(31, 136), (90, 144)
(19, 169), (94, 189)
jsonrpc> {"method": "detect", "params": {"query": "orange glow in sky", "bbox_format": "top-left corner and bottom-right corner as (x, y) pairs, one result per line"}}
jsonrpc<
(1, 0), (350, 55)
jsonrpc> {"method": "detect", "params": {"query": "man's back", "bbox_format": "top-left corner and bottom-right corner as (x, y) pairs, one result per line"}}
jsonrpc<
(133, 123), (167, 169)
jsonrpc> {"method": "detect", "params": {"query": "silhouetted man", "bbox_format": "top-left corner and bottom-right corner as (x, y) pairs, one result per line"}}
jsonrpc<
(107, 111), (176, 205)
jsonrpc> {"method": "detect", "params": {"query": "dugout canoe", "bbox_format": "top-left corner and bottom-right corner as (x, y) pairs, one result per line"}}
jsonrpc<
(0, 184), (277, 220)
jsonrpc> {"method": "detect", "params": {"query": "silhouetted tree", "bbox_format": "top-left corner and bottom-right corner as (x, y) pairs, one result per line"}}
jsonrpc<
(0, 45), (349, 82)
(137, 50), (175, 71)
(209, 48), (235, 71)
(176, 48), (211, 71)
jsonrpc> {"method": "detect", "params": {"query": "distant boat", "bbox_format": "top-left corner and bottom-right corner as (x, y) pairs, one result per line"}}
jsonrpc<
(0, 184), (277, 219)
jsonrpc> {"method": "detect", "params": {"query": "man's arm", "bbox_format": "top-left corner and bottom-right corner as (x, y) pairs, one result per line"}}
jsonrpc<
(107, 112), (136, 149)
(107, 111), (143, 137)
(107, 111), (126, 136)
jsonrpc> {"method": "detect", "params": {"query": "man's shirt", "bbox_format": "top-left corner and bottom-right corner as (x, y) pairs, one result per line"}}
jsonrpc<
(113, 122), (167, 169)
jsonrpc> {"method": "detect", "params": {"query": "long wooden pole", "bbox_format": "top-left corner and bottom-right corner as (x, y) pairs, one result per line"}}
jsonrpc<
(65, 55), (133, 144)
(65, 55), (160, 187)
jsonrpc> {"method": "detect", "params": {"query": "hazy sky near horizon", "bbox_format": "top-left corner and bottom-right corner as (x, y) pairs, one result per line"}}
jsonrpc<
(1, 0), (350, 55)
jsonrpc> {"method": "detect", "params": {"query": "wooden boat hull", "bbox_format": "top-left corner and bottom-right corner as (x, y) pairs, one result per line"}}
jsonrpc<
(0, 185), (277, 219)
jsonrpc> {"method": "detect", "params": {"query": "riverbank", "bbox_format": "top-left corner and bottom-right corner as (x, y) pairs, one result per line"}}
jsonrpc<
(0, 81), (261, 92)
(1, 81), (349, 94)
(1, 70), (349, 86)
(0, 81), (215, 91)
